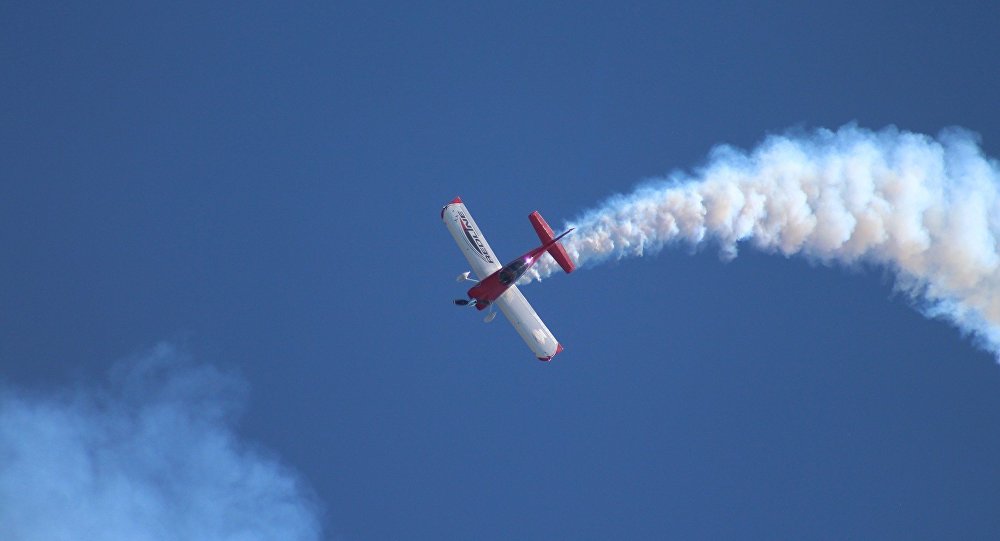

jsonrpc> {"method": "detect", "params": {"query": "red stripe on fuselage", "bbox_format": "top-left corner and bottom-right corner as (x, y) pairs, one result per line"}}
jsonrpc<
(465, 230), (573, 308)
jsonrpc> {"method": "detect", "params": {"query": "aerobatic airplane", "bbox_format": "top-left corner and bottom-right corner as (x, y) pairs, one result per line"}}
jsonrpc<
(441, 197), (575, 361)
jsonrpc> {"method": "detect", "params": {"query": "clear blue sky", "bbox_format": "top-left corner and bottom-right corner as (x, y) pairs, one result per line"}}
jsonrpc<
(3, 2), (1000, 539)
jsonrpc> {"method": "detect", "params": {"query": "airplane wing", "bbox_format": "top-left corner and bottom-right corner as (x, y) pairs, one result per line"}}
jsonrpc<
(441, 197), (502, 280)
(495, 285), (563, 361)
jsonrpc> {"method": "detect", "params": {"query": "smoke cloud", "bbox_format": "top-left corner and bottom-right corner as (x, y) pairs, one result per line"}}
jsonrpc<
(529, 125), (1000, 355)
(0, 344), (323, 541)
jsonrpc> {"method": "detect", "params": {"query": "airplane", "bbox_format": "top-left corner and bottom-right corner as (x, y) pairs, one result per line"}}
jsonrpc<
(441, 196), (575, 361)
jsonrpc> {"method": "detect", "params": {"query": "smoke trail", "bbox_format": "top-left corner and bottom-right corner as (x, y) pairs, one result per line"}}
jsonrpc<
(0, 344), (323, 541)
(529, 125), (1000, 355)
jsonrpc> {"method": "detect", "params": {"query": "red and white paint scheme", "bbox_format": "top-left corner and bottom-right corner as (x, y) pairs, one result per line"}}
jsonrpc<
(442, 196), (575, 361)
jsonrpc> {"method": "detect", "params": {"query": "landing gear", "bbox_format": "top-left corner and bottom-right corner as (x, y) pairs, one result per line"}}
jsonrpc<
(454, 299), (471, 306)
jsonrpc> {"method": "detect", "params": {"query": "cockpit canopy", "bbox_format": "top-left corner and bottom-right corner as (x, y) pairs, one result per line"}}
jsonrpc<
(498, 256), (531, 285)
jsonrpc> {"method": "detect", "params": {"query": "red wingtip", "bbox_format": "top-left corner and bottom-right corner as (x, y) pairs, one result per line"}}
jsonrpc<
(537, 343), (564, 362)
(441, 196), (463, 219)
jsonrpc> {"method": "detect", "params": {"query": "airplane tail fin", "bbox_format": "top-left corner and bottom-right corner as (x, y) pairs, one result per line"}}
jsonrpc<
(529, 211), (575, 274)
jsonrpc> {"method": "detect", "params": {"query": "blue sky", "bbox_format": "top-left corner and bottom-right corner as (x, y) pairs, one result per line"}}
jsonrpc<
(3, 2), (1000, 539)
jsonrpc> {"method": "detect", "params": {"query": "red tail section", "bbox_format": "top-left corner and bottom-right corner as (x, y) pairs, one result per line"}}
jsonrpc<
(529, 211), (575, 274)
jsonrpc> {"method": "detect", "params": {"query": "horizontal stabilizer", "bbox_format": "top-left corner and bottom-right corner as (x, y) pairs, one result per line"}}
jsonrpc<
(529, 211), (575, 274)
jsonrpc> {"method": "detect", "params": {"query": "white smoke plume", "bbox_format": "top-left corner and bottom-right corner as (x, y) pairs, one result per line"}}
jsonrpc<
(529, 125), (1000, 355)
(0, 344), (323, 541)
